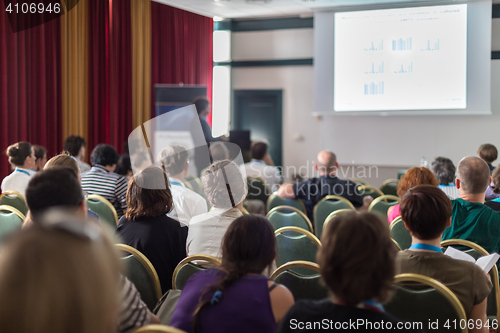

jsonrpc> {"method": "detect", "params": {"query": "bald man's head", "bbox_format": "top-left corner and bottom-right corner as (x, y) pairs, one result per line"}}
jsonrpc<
(316, 151), (337, 175)
(456, 156), (491, 194)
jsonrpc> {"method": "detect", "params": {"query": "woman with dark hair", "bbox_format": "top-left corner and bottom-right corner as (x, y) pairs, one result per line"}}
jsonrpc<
(32, 145), (47, 171)
(171, 215), (294, 333)
(277, 211), (420, 333)
(115, 155), (133, 179)
(116, 166), (187, 293)
(1, 141), (36, 196)
(387, 166), (439, 223)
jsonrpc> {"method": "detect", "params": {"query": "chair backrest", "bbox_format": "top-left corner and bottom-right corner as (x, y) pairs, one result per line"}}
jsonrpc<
(275, 227), (321, 275)
(390, 217), (412, 250)
(134, 325), (188, 333)
(357, 185), (384, 199)
(271, 261), (328, 301)
(322, 209), (357, 235)
(386, 274), (467, 333)
(172, 255), (222, 290)
(313, 195), (355, 239)
(266, 206), (313, 233)
(86, 194), (118, 228)
(441, 239), (500, 323)
(116, 244), (162, 311)
(266, 192), (307, 214)
(368, 195), (400, 220)
(0, 205), (25, 243)
(246, 176), (269, 204)
(0, 191), (28, 216)
(184, 173), (204, 197)
(350, 178), (368, 185)
(379, 179), (399, 196)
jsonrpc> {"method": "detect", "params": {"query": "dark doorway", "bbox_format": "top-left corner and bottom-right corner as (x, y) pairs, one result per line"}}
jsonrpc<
(232, 90), (283, 167)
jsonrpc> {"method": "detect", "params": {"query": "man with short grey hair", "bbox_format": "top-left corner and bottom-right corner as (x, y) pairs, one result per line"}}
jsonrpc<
(431, 157), (459, 199)
(442, 156), (500, 254)
(158, 145), (207, 226)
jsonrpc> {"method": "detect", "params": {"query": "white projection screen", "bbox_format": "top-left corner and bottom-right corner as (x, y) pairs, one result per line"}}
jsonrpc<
(314, 0), (492, 115)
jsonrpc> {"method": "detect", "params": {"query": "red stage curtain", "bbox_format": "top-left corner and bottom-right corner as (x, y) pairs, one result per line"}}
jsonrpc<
(0, 11), (62, 178)
(151, 3), (213, 124)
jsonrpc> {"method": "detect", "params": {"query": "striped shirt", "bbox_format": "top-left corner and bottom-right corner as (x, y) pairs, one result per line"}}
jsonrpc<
(81, 165), (128, 217)
(118, 276), (151, 333)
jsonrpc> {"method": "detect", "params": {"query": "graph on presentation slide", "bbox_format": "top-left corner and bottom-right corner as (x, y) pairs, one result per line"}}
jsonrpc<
(334, 4), (467, 111)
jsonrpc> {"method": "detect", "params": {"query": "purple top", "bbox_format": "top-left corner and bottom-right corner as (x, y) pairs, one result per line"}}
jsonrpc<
(485, 183), (500, 200)
(171, 269), (276, 333)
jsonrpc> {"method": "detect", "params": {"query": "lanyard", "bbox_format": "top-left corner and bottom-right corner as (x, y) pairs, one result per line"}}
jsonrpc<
(251, 159), (266, 165)
(170, 181), (183, 187)
(409, 243), (442, 253)
(15, 168), (31, 176)
(337, 299), (385, 313)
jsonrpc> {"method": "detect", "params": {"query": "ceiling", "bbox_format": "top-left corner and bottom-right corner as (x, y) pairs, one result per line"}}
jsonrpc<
(153, 0), (496, 19)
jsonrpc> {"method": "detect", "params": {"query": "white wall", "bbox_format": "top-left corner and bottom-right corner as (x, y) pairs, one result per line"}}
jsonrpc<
(231, 20), (500, 186)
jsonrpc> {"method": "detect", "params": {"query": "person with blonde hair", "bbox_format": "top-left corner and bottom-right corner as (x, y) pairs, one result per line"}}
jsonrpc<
(186, 160), (247, 258)
(0, 212), (121, 333)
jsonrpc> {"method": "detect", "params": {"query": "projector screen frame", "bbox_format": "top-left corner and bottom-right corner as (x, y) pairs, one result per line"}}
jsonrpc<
(313, 0), (492, 116)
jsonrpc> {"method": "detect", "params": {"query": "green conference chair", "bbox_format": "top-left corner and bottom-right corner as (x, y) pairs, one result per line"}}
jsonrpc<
(86, 194), (118, 229)
(322, 209), (358, 235)
(134, 325), (188, 333)
(271, 261), (328, 301)
(441, 239), (500, 323)
(397, 170), (408, 180)
(246, 176), (269, 204)
(275, 227), (321, 275)
(0, 190), (28, 216)
(313, 195), (355, 239)
(266, 206), (313, 233)
(379, 179), (399, 196)
(266, 192), (307, 214)
(172, 255), (221, 290)
(184, 173), (205, 198)
(357, 185), (384, 200)
(390, 217), (412, 250)
(349, 178), (369, 185)
(0, 205), (25, 243)
(368, 195), (400, 220)
(116, 244), (162, 311)
(386, 274), (467, 333)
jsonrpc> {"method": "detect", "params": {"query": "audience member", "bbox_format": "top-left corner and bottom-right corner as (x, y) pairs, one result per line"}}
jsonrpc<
(277, 151), (364, 220)
(23, 168), (159, 331)
(442, 156), (500, 254)
(486, 166), (500, 211)
(32, 145), (47, 171)
(171, 215), (294, 333)
(277, 211), (419, 333)
(241, 142), (282, 193)
(187, 160), (246, 258)
(478, 143), (497, 174)
(63, 135), (90, 173)
(0, 213), (121, 333)
(387, 166), (438, 223)
(397, 185), (491, 331)
(116, 166), (187, 293)
(158, 145), (207, 226)
(115, 155), (133, 179)
(1, 141), (36, 196)
(81, 144), (128, 218)
(209, 142), (229, 162)
(430, 157), (459, 200)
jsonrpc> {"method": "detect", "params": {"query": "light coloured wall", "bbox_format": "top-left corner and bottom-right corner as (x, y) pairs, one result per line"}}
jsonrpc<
(231, 19), (500, 187)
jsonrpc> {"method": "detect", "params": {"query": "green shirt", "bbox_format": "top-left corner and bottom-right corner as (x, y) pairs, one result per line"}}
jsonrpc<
(442, 198), (500, 254)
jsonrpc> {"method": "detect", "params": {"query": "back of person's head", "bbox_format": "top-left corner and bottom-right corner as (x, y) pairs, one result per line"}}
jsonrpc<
(456, 156), (491, 194)
(193, 215), (275, 332)
(6, 141), (32, 167)
(251, 142), (268, 160)
(32, 145), (47, 162)
(90, 144), (119, 167)
(492, 166), (500, 194)
(157, 145), (188, 177)
(397, 166), (439, 197)
(193, 97), (209, 115)
(209, 142), (229, 162)
(44, 152), (79, 177)
(115, 155), (132, 177)
(478, 144), (498, 164)
(317, 211), (396, 305)
(63, 136), (86, 157)
(400, 185), (452, 240)
(316, 151), (337, 174)
(125, 166), (173, 220)
(430, 157), (456, 185)
(26, 168), (84, 220)
(0, 213), (120, 333)
(203, 160), (246, 209)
